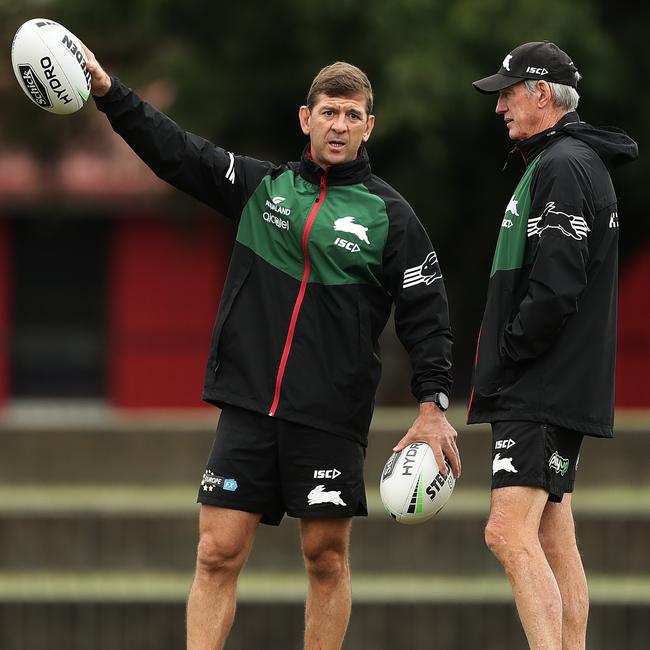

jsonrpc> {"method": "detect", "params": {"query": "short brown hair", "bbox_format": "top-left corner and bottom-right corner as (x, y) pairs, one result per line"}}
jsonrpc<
(306, 62), (374, 114)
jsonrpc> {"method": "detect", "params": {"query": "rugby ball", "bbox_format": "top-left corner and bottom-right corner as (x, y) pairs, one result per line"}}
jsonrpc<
(380, 442), (455, 524)
(11, 18), (91, 114)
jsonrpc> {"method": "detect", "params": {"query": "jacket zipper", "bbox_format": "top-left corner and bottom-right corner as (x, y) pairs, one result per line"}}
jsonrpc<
(268, 172), (328, 416)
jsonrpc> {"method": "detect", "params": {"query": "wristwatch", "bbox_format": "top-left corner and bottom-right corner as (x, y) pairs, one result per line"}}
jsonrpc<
(420, 392), (449, 411)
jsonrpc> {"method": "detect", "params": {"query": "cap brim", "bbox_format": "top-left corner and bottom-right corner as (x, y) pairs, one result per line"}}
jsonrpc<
(472, 73), (522, 94)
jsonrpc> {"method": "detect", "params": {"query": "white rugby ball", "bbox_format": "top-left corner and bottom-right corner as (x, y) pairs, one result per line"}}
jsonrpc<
(11, 18), (91, 115)
(380, 442), (455, 524)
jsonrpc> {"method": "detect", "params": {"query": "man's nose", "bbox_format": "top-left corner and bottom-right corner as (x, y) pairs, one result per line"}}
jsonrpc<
(495, 97), (507, 114)
(332, 114), (347, 131)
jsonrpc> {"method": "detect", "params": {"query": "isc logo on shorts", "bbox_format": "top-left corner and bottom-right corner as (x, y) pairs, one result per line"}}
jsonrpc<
(313, 468), (341, 479)
(495, 438), (516, 450)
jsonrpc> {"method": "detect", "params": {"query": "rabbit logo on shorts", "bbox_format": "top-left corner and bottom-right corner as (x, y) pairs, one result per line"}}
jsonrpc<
(492, 453), (518, 475)
(307, 485), (347, 506)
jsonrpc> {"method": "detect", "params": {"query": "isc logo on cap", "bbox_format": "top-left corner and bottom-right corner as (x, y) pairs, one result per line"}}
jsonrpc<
(526, 66), (548, 75)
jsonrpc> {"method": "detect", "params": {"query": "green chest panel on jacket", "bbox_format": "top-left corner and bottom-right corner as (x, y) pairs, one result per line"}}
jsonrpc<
(237, 170), (388, 286)
(490, 153), (542, 277)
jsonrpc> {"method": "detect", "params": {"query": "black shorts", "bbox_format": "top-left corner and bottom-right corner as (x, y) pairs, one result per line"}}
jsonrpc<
(197, 405), (368, 525)
(491, 421), (583, 503)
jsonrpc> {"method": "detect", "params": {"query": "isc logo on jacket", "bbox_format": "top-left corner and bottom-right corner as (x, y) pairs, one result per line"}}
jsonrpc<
(332, 215), (370, 253)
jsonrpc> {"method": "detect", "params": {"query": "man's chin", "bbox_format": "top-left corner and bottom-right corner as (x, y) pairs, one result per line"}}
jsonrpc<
(324, 155), (351, 166)
(506, 128), (523, 142)
(505, 124), (528, 142)
(325, 148), (350, 164)
(312, 144), (358, 166)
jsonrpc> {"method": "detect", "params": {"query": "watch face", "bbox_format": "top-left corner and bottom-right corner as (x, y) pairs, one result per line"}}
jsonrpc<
(438, 393), (449, 410)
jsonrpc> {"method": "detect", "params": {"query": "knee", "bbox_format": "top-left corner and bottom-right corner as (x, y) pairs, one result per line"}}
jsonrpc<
(539, 520), (575, 555)
(484, 517), (532, 568)
(484, 518), (505, 560)
(539, 526), (581, 571)
(538, 526), (561, 559)
(195, 531), (248, 577)
(303, 542), (349, 583)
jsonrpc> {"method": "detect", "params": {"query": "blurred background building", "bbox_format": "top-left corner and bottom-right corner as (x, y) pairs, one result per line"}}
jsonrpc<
(0, 0), (648, 648)
(0, 0), (648, 413)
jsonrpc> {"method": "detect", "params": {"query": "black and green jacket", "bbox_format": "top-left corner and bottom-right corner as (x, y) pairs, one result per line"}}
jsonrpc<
(468, 112), (637, 437)
(96, 78), (453, 444)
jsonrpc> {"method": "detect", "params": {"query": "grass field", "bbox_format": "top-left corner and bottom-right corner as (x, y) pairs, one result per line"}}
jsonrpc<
(1, 571), (650, 604)
(1, 484), (649, 514)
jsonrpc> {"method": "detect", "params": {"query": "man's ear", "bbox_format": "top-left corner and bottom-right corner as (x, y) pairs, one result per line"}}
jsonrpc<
(362, 114), (376, 143)
(537, 81), (553, 109)
(299, 105), (311, 136)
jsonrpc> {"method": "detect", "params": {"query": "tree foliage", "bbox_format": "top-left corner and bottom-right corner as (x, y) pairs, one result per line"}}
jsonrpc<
(1, 0), (646, 392)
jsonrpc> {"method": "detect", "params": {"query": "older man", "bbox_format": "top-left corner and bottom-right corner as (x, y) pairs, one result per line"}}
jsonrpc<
(469, 41), (637, 649)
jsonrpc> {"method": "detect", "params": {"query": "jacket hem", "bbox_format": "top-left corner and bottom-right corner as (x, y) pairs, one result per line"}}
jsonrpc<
(202, 390), (370, 446)
(467, 409), (613, 438)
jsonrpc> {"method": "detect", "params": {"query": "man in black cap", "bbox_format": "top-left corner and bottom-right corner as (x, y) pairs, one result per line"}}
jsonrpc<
(469, 41), (637, 649)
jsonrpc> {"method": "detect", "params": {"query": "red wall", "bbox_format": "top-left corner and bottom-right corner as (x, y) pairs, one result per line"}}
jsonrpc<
(0, 220), (9, 407)
(617, 248), (650, 408)
(108, 217), (233, 408)
(1, 212), (646, 410)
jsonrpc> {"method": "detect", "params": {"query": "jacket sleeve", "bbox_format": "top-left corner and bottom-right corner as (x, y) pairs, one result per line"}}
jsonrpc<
(94, 77), (272, 219)
(500, 155), (591, 363)
(381, 195), (453, 401)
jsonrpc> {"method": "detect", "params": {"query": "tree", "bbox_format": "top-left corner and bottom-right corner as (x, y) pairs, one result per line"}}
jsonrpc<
(2, 0), (645, 397)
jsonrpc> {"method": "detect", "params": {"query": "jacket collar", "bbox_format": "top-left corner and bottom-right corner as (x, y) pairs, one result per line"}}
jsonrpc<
(506, 111), (581, 168)
(299, 145), (372, 186)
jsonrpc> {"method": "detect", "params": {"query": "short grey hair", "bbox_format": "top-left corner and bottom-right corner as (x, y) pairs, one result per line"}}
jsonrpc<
(524, 73), (581, 111)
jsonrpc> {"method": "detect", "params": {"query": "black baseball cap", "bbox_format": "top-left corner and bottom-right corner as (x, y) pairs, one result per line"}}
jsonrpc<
(473, 41), (579, 94)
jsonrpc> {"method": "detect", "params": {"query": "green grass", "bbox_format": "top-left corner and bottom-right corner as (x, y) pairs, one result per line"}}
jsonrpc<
(0, 485), (647, 516)
(1, 571), (649, 604)
(0, 485), (197, 514)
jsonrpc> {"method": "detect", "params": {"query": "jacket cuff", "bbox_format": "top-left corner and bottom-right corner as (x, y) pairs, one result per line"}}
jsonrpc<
(414, 383), (448, 403)
(93, 76), (128, 106)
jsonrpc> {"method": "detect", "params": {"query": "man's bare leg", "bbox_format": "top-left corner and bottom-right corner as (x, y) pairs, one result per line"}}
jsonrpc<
(301, 518), (353, 650)
(485, 486), (562, 649)
(186, 506), (260, 650)
(539, 494), (589, 649)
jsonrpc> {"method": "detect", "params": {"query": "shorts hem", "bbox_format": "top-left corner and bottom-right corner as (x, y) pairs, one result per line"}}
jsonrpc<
(197, 495), (284, 526)
(287, 508), (368, 520)
(491, 478), (571, 503)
